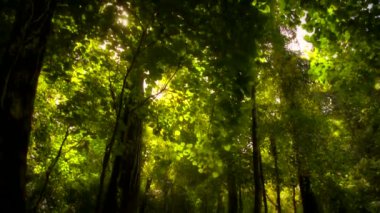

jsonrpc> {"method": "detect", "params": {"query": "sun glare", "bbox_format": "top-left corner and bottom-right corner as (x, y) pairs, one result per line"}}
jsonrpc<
(116, 6), (129, 27)
(285, 16), (313, 58)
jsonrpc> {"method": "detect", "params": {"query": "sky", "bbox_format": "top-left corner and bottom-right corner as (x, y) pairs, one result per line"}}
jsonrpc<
(286, 17), (313, 58)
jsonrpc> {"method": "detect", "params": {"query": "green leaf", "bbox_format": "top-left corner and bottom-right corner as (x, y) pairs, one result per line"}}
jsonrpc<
(223, 145), (231, 151)
(212, 172), (219, 178)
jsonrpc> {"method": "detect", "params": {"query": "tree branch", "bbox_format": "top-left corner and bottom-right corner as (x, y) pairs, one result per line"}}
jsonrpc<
(130, 55), (185, 113)
(33, 125), (70, 212)
(266, 194), (278, 209)
(108, 68), (117, 112)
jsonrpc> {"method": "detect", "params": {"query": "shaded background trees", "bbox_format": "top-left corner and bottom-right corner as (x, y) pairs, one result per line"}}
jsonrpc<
(0, 0), (379, 212)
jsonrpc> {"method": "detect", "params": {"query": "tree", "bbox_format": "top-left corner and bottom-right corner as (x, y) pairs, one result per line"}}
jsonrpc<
(0, 0), (56, 211)
(1, 0), (378, 212)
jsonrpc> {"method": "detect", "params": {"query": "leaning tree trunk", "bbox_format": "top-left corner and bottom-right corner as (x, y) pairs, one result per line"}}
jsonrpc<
(0, 0), (55, 211)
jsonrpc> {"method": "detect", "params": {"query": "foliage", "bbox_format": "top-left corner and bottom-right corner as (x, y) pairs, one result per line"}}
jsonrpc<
(0, 0), (379, 212)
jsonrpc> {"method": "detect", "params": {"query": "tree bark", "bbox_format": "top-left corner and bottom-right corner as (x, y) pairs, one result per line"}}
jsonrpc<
(119, 111), (143, 213)
(139, 178), (152, 213)
(292, 113), (319, 213)
(277, 51), (319, 213)
(292, 184), (297, 213)
(238, 186), (243, 213)
(298, 173), (318, 213)
(217, 191), (224, 213)
(101, 86), (144, 213)
(103, 156), (121, 213)
(0, 0), (55, 211)
(259, 152), (268, 213)
(96, 28), (146, 213)
(119, 67), (144, 213)
(251, 85), (262, 213)
(99, 52), (145, 213)
(270, 136), (281, 213)
(227, 172), (238, 213)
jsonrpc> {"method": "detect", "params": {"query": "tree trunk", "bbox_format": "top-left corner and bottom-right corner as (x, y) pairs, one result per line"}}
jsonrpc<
(251, 85), (262, 213)
(279, 59), (319, 213)
(238, 186), (243, 213)
(298, 174), (318, 213)
(293, 125), (318, 213)
(260, 152), (268, 213)
(100, 65), (144, 213)
(101, 106), (143, 213)
(162, 177), (172, 213)
(202, 194), (208, 213)
(227, 172), (238, 213)
(119, 113), (143, 213)
(139, 178), (152, 213)
(292, 184), (297, 213)
(103, 156), (121, 213)
(270, 136), (281, 213)
(217, 191), (224, 213)
(96, 29), (146, 213)
(119, 69), (144, 213)
(0, 0), (55, 211)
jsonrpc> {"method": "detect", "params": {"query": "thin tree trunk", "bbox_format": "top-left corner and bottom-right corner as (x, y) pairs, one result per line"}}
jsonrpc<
(251, 85), (262, 213)
(217, 191), (224, 213)
(202, 195), (208, 213)
(139, 178), (152, 213)
(259, 152), (268, 213)
(227, 172), (238, 213)
(0, 0), (55, 211)
(103, 156), (121, 213)
(238, 186), (243, 213)
(33, 126), (70, 212)
(292, 184), (297, 213)
(270, 136), (281, 213)
(163, 177), (172, 213)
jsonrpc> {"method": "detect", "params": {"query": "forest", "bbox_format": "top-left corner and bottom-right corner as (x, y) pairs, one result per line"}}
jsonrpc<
(0, 0), (379, 212)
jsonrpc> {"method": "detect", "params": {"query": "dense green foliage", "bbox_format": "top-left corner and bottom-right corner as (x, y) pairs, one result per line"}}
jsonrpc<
(1, 0), (379, 212)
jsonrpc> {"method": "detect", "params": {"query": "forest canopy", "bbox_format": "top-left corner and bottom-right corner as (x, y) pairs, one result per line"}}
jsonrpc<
(0, 0), (379, 212)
